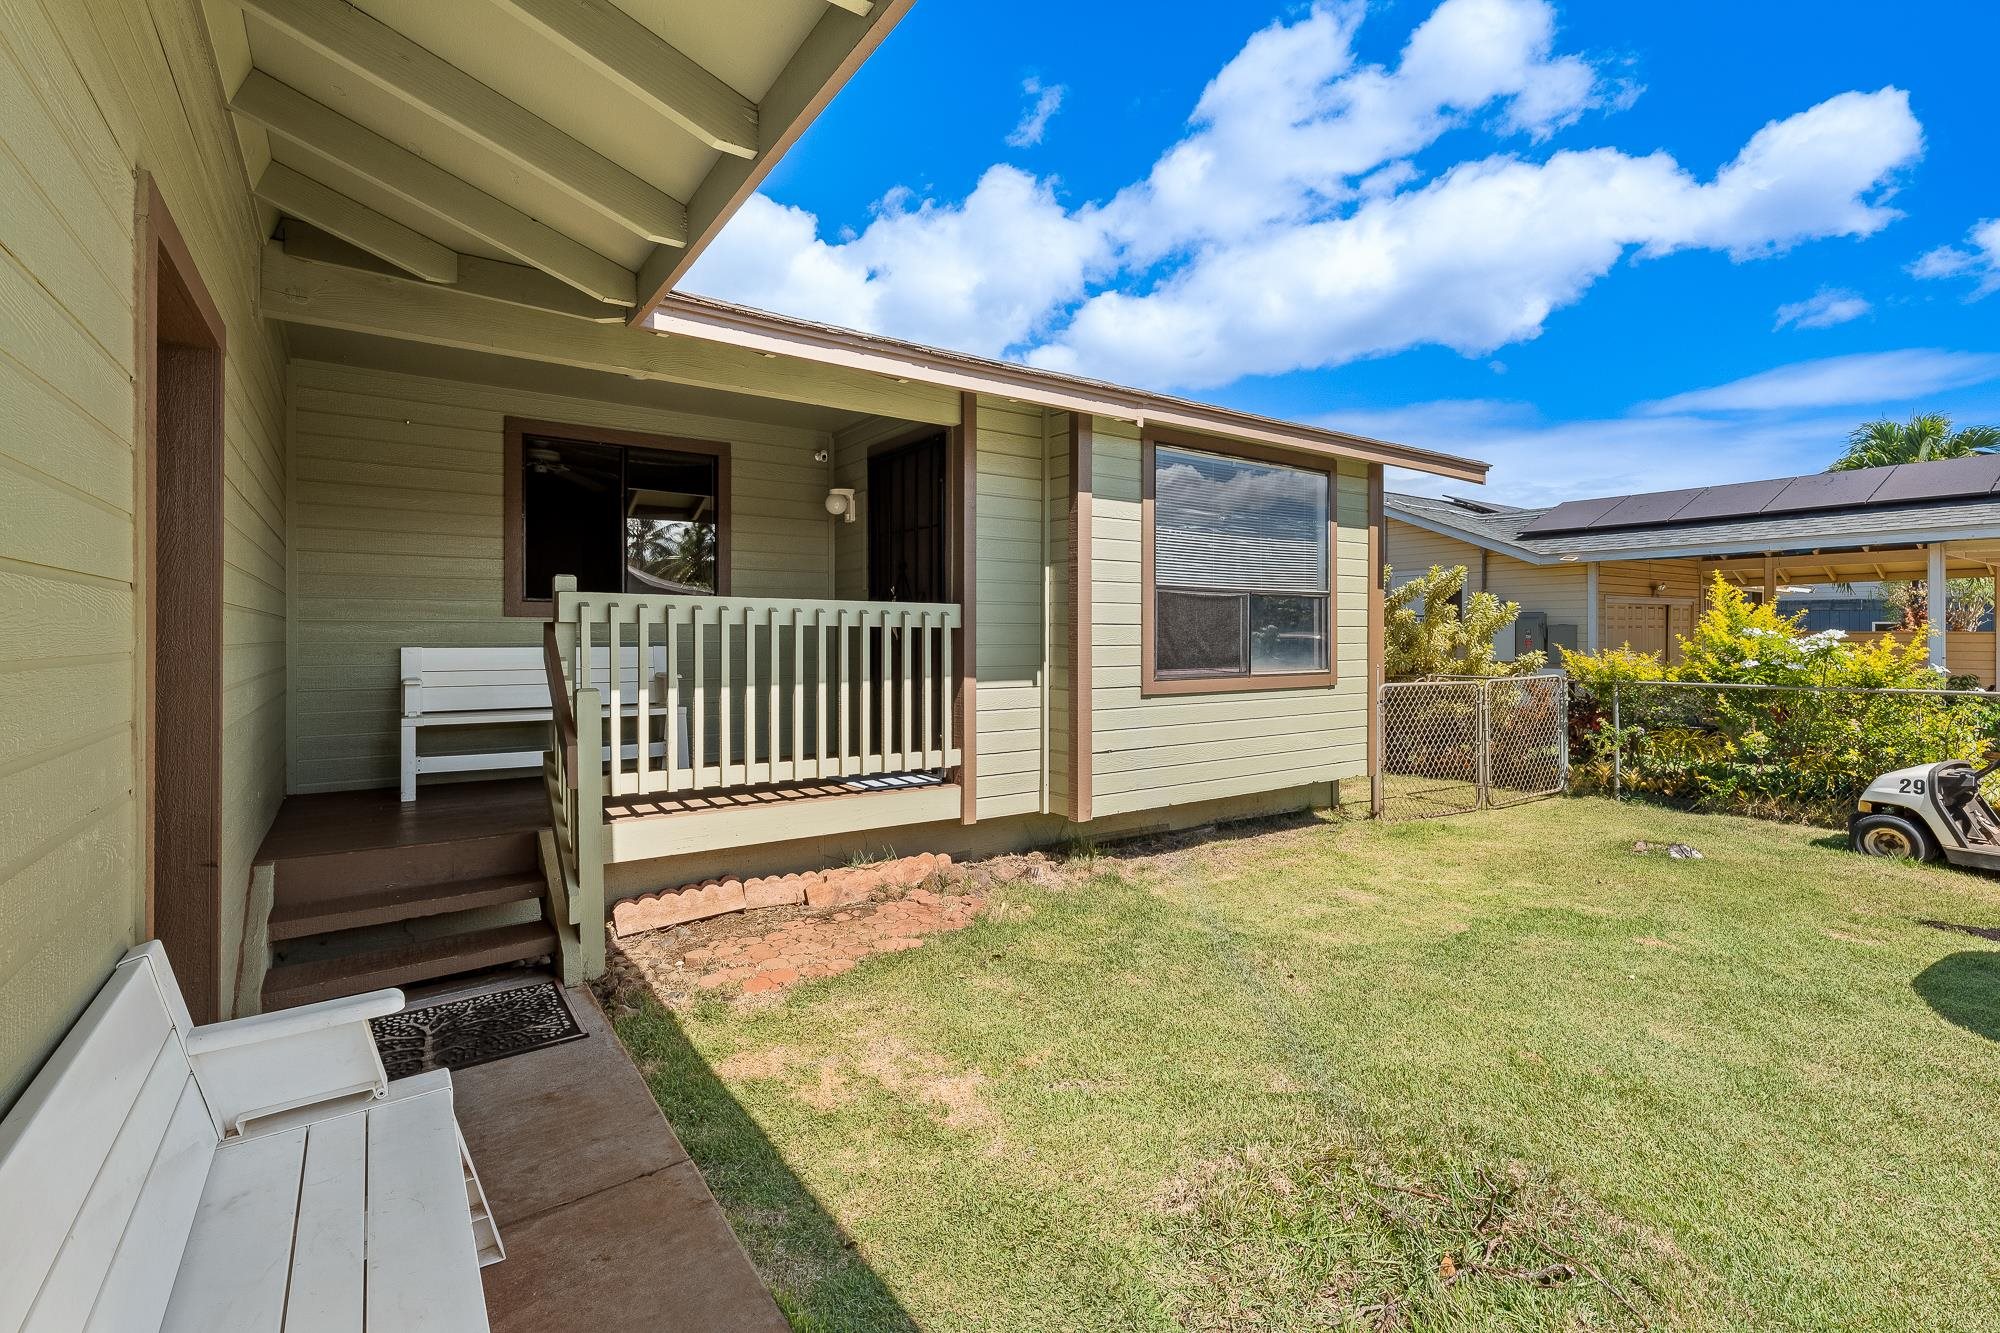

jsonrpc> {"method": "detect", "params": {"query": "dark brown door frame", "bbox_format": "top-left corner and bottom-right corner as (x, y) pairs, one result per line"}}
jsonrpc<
(138, 176), (227, 1023)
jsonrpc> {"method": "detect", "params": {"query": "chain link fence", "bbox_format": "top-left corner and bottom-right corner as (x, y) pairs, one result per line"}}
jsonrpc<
(1375, 676), (1569, 821)
(1571, 679), (2000, 821)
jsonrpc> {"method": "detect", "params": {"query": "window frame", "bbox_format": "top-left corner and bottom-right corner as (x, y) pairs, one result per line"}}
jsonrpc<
(1140, 429), (1339, 697)
(502, 416), (732, 618)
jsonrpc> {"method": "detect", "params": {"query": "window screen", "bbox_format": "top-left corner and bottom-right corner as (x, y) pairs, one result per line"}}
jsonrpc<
(1152, 445), (1330, 679)
(521, 434), (719, 602)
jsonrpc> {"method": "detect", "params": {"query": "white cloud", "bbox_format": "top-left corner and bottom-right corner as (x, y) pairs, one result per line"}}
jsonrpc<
(1006, 77), (1067, 148)
(1369, 400), (1849, 505)
(685, 0), (1924, 393)
(683, 170), (1107, 358)
(1773, 287), (1871, 330)
(1639, 349), (2000, 415)
(1911, 217), (2000, 299)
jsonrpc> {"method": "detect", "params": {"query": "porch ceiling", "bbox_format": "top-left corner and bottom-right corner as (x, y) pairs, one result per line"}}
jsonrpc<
(204, 0), (910, 323)
(283, 323), (878, 434)
(1703, 549), (1998, 585)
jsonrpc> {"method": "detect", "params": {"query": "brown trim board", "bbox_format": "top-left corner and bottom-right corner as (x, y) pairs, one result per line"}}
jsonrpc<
(138, 174), (228, 1024)
(1139, 428), (1341, 698)
(1068, 412), (1093, 824)
(953, 393), (978, 825)
(502, 415), (733, 618)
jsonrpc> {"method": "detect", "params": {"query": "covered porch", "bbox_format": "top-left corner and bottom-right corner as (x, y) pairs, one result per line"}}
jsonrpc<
(1694, 538), (2000, 684)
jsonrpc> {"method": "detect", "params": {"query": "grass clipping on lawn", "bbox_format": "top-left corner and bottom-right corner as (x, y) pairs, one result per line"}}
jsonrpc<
(1155, 1132), (1675, 1330)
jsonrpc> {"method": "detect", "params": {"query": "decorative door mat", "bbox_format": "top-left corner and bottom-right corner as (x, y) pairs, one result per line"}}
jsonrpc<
(371, 979), (586, 1079)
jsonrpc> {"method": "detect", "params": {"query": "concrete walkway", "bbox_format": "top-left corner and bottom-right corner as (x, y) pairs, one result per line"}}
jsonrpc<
(442, 977), (787, 1332)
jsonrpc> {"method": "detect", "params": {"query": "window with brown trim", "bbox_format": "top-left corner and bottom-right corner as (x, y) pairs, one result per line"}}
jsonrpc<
(1142, 433), (1337, 695)
(503, 417), (730, 617)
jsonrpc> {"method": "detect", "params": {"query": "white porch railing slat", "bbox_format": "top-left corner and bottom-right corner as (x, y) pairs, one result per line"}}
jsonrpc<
(553, 591), (962, 801)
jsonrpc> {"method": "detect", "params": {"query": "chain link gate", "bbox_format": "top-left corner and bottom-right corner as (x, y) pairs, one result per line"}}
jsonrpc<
(1373, 676), (1569, 821)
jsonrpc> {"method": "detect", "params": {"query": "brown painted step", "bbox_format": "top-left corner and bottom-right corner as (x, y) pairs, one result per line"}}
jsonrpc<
(262, 922), (556, 1011)
(271, 830), (539, 902)
(267, 872), (546, 942)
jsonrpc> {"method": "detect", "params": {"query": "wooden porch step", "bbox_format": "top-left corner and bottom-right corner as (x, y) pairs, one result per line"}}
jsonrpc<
(262, 922), (556, 1011)
(271, 830), (540, 900)
(267, 872), (545, 941)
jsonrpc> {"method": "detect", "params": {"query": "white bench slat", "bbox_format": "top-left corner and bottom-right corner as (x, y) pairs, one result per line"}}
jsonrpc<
(21, 1038), (193, 1333)
(0, 962), (179, 1331)
(82, 1081), (215, 1333)
(162, 1127), (309, 1333)
(365, 1076), (488, 1333)
(284, 1112), (367, 1333)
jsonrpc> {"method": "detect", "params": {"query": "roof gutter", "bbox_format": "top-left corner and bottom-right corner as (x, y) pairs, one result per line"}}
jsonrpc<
(650, 299), (1488, 481)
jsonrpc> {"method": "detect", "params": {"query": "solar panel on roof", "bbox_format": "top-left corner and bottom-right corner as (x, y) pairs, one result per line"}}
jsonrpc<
(1760, 469), (1889, 514)
(1867, 455), (2000, 504)
(1519, 496), (1624, 535)
(1588, 487), (1705, 529)
(1667, 478), (1792, 523)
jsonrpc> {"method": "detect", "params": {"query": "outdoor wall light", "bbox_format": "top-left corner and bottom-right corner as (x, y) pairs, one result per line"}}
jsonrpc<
(825, 487), (857, 522)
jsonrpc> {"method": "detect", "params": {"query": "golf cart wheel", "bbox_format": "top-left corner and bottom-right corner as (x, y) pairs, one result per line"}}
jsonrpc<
(1851, 811), (1934, 862)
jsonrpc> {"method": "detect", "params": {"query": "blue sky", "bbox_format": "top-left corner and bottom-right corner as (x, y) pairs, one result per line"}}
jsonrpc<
(684, 0), (2000, 505)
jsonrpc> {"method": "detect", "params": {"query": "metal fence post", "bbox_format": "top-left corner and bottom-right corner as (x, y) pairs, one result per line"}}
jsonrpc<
(1476, 679), (1493, 809)
(1611, 680), (1622, 800)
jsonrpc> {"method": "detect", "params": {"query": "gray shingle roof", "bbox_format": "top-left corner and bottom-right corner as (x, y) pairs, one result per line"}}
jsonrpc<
(1387, 489), (2000, 563)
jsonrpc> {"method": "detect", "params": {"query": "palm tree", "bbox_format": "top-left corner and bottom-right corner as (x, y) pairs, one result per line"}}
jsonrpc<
(1829, 413), (2000, 471)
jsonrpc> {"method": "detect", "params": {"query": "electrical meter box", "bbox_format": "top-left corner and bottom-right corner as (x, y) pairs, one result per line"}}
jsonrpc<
(1548, 623), (1578, 661)
(1515, 610), (1548, 658)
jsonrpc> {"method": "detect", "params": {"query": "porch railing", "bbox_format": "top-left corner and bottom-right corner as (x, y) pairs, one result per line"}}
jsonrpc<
(552, 582), (963, 799)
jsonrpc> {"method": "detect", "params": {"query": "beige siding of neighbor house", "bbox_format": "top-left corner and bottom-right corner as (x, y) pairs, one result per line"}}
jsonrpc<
(286, 360), (837, 792)
(1, 0), (288, 1103)
(1086, 419), (1369, 819)
(1386, 519), (1714, 660)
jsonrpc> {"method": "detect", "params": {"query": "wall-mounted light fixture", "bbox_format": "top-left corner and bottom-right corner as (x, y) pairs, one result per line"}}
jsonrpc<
(825, 487), (857, 522)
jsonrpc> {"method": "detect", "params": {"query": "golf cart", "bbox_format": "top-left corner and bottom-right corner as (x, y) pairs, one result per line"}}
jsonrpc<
(1851, 757), (2000, 870)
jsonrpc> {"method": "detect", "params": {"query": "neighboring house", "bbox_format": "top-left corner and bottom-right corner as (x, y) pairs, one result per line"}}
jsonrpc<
(1386, 456), (2000, 680)
(0, 0), (1484, 1106)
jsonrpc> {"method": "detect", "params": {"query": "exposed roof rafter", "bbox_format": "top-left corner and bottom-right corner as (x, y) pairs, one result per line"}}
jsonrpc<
(280, 222), (625, 323)
(489, 0), (758, 158)
(253, 161), (457, 283)
(232, 71), (636, 306)
(235, 0), (688, 245)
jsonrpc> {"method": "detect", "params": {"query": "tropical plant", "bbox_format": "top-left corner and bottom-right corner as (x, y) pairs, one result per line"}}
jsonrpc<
(1829, 413), (2000, 471)
(1878, 577), (1994, 631)
(1562, 574), (2000, 821)
(1382, 564), (1545, 679)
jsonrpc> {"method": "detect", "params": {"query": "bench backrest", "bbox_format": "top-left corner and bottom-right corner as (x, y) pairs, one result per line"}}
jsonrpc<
(402, 645), (666, 717)
(0, 944), (218, 1333)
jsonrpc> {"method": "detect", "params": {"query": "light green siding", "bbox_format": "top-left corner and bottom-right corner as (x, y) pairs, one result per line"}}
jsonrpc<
(1, 0), (288, 1101)
(286, 360), (837, 792)
(1086, 419), (1371, 818)
(973, 397), (1053, 819)
(1044, 409), (1073, 815)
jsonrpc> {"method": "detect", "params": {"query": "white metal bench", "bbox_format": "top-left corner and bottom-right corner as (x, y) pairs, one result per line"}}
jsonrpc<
(400, 645), (683, 801)
(0, 941), (501, 1333)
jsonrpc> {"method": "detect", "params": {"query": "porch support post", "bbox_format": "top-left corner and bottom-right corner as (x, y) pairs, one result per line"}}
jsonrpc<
(1928, 543), (1949, 672)
(953, 392), (978, 825)
(1585, 562), (1600, 653)
(1761, 553), (1776, 607)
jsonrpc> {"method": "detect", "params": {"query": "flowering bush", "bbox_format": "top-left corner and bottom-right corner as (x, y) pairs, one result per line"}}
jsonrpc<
(1563, 575), (2000, 821)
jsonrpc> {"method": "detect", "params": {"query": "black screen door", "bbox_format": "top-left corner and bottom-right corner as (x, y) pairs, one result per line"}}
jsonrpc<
(868, 435), (948, 603)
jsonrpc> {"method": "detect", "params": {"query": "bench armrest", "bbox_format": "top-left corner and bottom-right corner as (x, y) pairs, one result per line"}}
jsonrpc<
(186, 989), (405, 1135)
(402, 676), (423, 718)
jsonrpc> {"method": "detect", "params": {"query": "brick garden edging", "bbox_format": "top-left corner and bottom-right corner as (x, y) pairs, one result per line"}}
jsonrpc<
(610, 852), (954, 938)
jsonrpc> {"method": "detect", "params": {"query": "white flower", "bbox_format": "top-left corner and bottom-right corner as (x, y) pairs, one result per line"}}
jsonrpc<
(1742, 659), (1759, 668)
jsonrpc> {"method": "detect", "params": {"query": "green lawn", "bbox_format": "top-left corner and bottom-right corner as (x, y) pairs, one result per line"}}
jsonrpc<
(611, 798), (2000, 1331)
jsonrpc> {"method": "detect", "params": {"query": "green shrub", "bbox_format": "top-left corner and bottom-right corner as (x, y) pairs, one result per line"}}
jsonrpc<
(1384, 564), (1545, 680)
(1564, 574), (2000, 822)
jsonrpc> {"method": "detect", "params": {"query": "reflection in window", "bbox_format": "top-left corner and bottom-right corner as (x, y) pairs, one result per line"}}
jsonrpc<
(1152, 445), (1330, 679)
(521, 434), (718, 602)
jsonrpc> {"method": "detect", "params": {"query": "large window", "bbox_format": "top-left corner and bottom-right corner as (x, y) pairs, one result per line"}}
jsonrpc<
(504, 419), (727, 615)
(1145, 438), (1334, 692)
